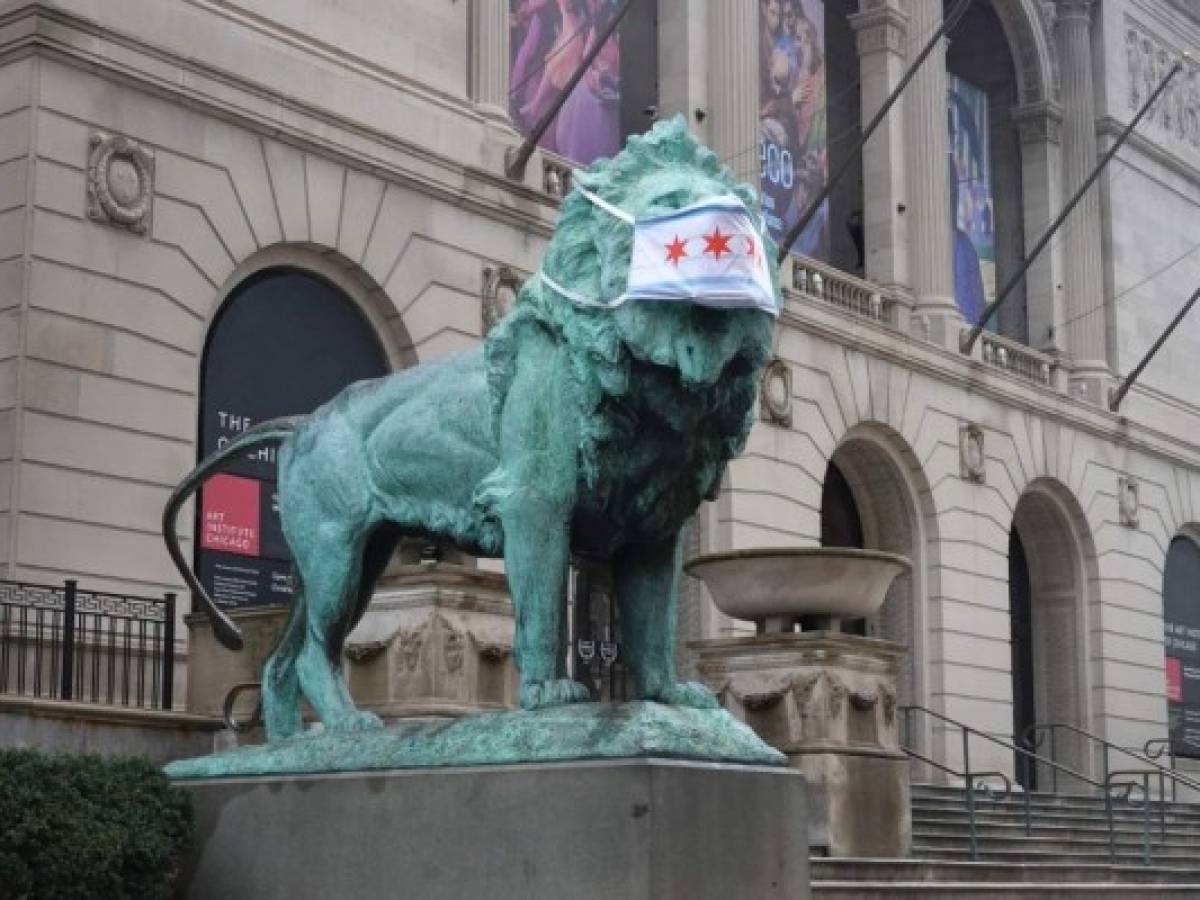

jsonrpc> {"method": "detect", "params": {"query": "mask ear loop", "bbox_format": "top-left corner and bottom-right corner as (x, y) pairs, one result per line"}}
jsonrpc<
(538, 184), (635, 309)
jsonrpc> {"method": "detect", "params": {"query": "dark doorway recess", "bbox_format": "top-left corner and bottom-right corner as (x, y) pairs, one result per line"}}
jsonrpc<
(1009, 528), (1036, 790)
(195, 268), (390, 611)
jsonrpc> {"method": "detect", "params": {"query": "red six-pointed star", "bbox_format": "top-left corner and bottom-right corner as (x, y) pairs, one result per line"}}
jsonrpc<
(703, 226), (733, 260)
(744, 235), (758, 261)
(664, 235), (688, 266)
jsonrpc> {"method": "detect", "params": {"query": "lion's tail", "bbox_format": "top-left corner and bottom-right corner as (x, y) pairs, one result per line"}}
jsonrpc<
(162, 416), (302, 652)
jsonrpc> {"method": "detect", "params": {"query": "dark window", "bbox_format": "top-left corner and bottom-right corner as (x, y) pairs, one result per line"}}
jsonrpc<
(1164, 536), (1200, 758)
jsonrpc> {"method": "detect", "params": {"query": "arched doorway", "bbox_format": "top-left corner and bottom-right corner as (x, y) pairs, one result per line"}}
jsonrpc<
(1164, 535), (1200, 760)
(195, 267), (391, 611)
(820, 430), (930, 714)
(1009, 483), (1095, 784)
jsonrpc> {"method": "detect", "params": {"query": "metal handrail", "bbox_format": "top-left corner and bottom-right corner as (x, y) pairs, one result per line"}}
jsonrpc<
(899, 704), (1109, 860)
(1106, 770), (1172, 865)
(1026, 722), (1200, 802)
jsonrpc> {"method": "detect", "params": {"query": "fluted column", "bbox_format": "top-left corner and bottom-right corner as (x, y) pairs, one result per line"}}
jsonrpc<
(905, 0), (959, 346)
(1056, 0), (1108, 387)
(708, 0), (758, 185)
(849, 1), (911, 322)
(469, 0), (511, 123)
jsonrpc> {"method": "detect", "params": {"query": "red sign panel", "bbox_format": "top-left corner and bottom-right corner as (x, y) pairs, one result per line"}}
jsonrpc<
(1167, 656), (1183, 703)
(200, 473), (260, 557)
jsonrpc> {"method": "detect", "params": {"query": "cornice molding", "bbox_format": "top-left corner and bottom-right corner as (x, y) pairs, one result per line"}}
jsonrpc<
(778, 295), (1200, 473)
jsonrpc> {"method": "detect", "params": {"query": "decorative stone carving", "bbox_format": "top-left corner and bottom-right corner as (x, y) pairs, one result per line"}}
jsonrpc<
(1119, 475), (1140, 528)
(398, 626), (425, 672)
(86, 133), (153, 234)
(1013, 102), (1064, 146)
(482, 265), (523, 333)
(849, 689), (878, 712)
(442, 618), (465, 673)
(879, 682), (897, 727)
(759, 358), (793, 428)
(959, 423), (986, 483)
(825, 672), (847, 720)
(1124, 17), (1200, 153)
(848, 3), (907, 57)
(344, 640), (388, 664)
(542, 155), (572, 198)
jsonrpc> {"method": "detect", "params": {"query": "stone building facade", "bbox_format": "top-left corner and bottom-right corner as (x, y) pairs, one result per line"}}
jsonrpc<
(2, 0), (1200, 781)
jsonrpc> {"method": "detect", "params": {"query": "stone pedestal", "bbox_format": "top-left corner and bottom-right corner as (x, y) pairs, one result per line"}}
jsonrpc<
(345, 563), (518, 718)
(185, 564), (517, 725)
(178, 759), (810, 900)
(692, 631), (910, 858)
(185, 606), (289, 718)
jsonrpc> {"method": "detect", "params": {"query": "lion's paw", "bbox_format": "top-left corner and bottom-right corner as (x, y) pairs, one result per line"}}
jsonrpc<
(326, 709), (384, 733)
(647, 681), (720, 710)
(520, 678), (592, 709)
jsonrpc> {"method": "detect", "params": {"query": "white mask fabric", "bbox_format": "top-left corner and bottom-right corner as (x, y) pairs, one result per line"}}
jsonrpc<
(540, 187), (779, 318)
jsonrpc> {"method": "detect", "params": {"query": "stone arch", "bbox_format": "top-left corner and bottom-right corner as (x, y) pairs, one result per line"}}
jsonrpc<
(206, 244), (416, 371)
(985, 0), (1058, 107)
(823, 421), (940, 719)
(1010, 476), (1099, 778)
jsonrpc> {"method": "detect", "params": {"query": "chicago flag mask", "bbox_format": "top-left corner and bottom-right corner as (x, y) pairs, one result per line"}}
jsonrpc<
(540, 187), (779, 317)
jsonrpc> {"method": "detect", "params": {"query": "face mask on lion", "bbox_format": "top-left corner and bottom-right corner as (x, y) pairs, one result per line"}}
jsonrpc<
(164, 116), (780, 741)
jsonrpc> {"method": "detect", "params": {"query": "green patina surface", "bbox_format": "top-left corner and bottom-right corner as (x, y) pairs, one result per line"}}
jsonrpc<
(164, 703), (784, 778)
(163, 117), (781, 773)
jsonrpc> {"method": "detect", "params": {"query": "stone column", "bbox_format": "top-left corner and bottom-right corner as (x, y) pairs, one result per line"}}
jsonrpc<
(469, 0), (511, 123)
(1013, 102), (1066, 358)
(848, 1), (912, 327)
(905, 0), (959, 347)
(707, 0), (758, 185)
(1056, 0), (1109, 400)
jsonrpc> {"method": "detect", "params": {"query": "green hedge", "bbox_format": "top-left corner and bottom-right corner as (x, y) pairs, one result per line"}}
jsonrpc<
(0, 750), (193, 900)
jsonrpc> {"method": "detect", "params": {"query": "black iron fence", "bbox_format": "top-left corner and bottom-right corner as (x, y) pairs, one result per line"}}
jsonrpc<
(0, 579), (175, 710)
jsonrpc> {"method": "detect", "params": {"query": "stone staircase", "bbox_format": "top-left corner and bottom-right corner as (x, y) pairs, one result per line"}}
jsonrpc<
(811, 783), (1200, 898)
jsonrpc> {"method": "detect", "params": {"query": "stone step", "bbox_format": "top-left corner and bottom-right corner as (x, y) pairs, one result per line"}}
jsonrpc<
(912, 785), (1200, 814)
(912, 825), (1195, 844)
(913, 807), (1200, 828)
(811, 858), (1200, 885)
(813, 881), (1200, 897)
(911, 845), (1197, 865)
(913, 833), (1200, 858)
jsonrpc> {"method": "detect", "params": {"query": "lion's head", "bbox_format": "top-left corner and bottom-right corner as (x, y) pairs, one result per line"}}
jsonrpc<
(485, 116), (779, 504)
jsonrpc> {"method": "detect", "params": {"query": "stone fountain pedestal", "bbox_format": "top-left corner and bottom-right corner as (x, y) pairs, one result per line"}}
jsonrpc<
(691, 631), (910, 857)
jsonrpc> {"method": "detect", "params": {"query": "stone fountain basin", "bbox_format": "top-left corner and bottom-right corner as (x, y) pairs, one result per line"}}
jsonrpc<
(684, 547), (912, 623)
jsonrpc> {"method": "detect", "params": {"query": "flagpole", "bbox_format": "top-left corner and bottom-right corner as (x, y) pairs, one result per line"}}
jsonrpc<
(1108, 283), (1200, 412)
(776, 0), (973, 264)
(960, 59), (1184, 356)
(505, 0), (636, 181)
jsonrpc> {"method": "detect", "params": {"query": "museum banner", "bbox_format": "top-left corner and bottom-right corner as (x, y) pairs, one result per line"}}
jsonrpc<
(758, 0), (829, 260)
(947, 74), (997, 326)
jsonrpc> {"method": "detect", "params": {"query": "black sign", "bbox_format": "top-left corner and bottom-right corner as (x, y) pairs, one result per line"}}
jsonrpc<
(1165, 536), (1200, 758)
(196, 268), (389, 610)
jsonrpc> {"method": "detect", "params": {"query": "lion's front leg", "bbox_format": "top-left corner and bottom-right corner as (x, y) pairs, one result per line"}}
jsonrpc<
(494, 330), (589, 710)
(615, 531), (718, 709)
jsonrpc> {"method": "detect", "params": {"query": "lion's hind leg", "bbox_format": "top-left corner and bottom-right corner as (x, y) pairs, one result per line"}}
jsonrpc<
(292, 524), (383, 732)
(261, 599), (305, 739)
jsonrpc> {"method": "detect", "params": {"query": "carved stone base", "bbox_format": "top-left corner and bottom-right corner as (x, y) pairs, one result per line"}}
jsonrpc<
(185, 606), (289, 718)
(690, 631), (910, 857)
(344, 563), (518, 718)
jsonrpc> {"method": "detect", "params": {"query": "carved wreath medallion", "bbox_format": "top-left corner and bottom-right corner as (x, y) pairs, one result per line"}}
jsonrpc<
(959, 423), (986, 484)
(87, 133), (154, 235)
(482, 265), (523, 334)
(1119, 475), (1140, 528)
(760, 358), (793, 428)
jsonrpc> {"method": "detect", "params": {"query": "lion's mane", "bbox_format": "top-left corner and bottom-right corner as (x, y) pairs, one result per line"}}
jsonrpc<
(482, 117), (777, 535)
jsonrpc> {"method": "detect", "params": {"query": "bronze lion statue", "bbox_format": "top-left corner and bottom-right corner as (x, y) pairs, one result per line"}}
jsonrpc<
(164, 117), (779, 739)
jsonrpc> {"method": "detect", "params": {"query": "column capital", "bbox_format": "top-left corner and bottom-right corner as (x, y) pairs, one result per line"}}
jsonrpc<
(1012, 101), (1064, 145)
(847, 3), (908, 59)
(1054, 0), (1095, 26)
